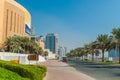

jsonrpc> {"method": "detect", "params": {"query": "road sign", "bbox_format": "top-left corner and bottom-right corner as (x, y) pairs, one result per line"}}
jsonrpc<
(28, 54), (39, 61)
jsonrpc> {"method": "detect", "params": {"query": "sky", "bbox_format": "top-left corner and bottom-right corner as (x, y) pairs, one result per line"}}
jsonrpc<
(16, 0), (120, 51)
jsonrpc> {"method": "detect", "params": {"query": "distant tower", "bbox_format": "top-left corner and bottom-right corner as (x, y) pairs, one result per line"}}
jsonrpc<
(45, 33), (58, 54)
(58, 46), (67, 57)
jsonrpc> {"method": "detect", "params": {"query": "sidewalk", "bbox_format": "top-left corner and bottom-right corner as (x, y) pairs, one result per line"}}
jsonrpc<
(39, 60), (95, 80)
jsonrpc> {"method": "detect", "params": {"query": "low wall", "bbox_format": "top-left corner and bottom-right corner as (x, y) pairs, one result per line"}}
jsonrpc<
(0, 52), (46, 64)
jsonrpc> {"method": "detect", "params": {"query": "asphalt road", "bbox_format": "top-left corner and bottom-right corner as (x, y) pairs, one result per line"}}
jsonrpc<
(68, 61), (120, 80)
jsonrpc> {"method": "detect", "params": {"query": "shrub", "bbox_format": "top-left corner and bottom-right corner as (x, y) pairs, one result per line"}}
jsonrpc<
(0, 60), (47, 80)
(0, 67), (29, 80)
(84, 59), (88, 61)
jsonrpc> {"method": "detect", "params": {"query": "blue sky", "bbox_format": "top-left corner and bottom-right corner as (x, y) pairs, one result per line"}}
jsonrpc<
(16, 0), (120, 50)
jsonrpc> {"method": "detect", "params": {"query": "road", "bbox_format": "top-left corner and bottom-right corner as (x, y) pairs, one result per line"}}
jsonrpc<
(68, 61), (120, 80)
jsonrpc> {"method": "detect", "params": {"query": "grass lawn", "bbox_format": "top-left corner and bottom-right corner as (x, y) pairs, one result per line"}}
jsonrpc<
(96, 61), (120, 65)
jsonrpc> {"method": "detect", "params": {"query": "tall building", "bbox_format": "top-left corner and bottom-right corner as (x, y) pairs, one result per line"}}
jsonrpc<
(45, 33), (58, 54)
(58, 46), (67, 58)
(0, 0), (31, 48)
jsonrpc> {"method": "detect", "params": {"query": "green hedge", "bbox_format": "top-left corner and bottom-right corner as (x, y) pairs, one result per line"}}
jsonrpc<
(0, 67), (29, 80)
(0, 60), (47, 80)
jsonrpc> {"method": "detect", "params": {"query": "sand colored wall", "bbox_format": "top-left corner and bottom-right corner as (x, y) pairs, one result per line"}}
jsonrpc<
(0, 0), (5, 46)
(0, 0), (31, 48)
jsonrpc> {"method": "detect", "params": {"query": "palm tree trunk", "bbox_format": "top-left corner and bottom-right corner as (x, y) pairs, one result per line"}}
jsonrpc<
(119, 48), (120, 64)
(82, 56), (84, 61)
(86, 53), (88, 60)
(92, 52), (94, 61)
(102, 50), (104, 62)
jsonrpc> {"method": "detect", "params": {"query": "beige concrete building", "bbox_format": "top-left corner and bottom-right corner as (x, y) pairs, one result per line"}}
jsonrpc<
(45, 49), (56, 59)
(31, 36), (45, 51)
(37, 42), (45, 51)
(0, 0), (31, 48)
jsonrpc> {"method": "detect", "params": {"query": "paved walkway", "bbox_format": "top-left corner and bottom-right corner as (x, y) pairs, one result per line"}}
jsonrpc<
(39, 60), (95, 80)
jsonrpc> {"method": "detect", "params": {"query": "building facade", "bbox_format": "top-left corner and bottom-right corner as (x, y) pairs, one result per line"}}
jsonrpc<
(45, 33), (58, 54)
(0, 0), (31, 48)
(108, 46), (119, 58)
(31, 36), (45, 50)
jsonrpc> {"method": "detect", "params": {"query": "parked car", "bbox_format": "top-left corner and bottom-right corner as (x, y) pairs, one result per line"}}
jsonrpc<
(62, 57), (67, 62)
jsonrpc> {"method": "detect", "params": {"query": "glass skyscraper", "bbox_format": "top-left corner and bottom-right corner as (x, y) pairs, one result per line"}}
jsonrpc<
(45, 33), (58, 54)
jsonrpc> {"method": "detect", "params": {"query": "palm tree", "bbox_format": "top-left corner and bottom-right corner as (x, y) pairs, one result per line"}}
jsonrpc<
(5, 36), (43, 55)
(67, 49), (77, 60)
(66, 51), (75, 58)
(0, 42), (6, 51)
(43, 51), (48, 56)
(89, 41), (97, 61)
(77, 47), (86, 61)
(76, 47), (86, 61)
(5, 37), (13, 52)
(43, 51), (49, 60)
(70, 50), (76, 58)
(5, 36), (23, 53)
(111, 28), (120, 63)
(83, 44), (91, 61)
(20, 37), (30, 53)
(73, 48), (82, 60)
(96, 34), (110, 62)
